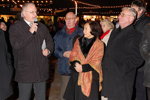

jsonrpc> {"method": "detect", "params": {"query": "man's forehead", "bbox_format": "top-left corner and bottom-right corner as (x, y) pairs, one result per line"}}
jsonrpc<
(24, 5), (36, 10)
(66, 13), (75, 18)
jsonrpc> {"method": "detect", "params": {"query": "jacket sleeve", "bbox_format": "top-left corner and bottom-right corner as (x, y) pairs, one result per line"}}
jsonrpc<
(140, 24), (150, 60)
(82, 64), (94, 72)
(43, 24), (54, 55)
(70, 61), (94, 72)
(53, 32), (64, 58)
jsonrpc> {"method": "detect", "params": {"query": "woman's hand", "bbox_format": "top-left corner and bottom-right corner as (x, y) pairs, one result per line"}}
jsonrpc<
(75, 63), (82, 72)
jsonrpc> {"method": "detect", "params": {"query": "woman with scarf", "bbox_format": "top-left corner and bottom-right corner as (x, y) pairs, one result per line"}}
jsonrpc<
(100, 19), (114, 46)
(64, 21), (104, 100)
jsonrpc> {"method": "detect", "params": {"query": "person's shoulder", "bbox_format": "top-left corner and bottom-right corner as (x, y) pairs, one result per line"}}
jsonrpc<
(144, 23), (150, 29)
(76, 26), (83, 31)
(9, 20), (22, 30)
(144, 23), (150, 35)
(144, 15), (150, 20)
(96, 38), (103, 44)
(54, 27), (66, 39)
(56, 27), (66, 35)
(140, 15), (150, 23)
(93, 37), (102, 44)
(0, 29), (4, 35)
(75, 26), (83, 35)
(129, 25), (140, 33)
(129, 25), (142, 38)
(38, 22), (48, 29)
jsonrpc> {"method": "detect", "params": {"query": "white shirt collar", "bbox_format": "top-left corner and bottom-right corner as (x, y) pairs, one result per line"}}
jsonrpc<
(24, 19), (31, 26)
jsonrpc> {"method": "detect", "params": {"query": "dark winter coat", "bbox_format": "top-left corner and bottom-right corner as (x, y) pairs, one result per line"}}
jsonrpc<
(134, 14), (150, 34)
(54, 26), (83, 75)
(9, 19), (54, 82)
(101, 25), (144, 100)
(0, 29), (13, 99)
(134, 14), (150, 71)
(140, 23), (150, 87)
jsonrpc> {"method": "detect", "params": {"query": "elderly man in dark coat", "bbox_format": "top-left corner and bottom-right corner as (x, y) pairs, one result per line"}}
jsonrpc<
(9, 3), (54, 100)
(101, 7), (144, 100)
(0, 29), (13, 100)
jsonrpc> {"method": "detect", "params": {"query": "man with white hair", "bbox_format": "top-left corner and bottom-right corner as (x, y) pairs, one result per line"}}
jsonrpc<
(101, 7), (144, 100)
(9, 3), (54, 100)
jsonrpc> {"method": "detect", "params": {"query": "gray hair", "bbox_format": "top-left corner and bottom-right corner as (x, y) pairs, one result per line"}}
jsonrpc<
(65, 12), (76, 18)
(100, 19), (114, 30)
(122, 7), (137, 18)
(21, 3), (36, 17)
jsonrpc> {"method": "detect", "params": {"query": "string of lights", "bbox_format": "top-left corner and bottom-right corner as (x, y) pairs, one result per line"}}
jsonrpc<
(75, 0), (130, 9)
(0, 0), (53, 3)
(0, 0), (149, 15)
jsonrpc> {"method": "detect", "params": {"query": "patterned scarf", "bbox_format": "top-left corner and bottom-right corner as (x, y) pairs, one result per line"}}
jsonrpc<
(69, 38), (104, 97)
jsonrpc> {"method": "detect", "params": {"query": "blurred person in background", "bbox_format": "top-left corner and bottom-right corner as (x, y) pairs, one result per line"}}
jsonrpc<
(54, 12), (83, 100)
(100, 19), (114, 46)
(131, 0), (150, 100)
(0, 29), (13, 100)
(140, 23), (150, 100)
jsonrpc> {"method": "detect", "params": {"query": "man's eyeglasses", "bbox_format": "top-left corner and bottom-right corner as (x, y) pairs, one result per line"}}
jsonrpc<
(65, 18), (76, 20)
(25, 11), (38, 14)
(119, 13), (132, 17)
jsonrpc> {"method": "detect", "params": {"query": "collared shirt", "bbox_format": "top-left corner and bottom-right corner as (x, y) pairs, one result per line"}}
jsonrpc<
(24, 19), (32, 26)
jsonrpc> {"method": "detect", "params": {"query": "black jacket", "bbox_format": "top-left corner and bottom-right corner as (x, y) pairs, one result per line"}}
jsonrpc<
(134, 14), (150, 34)
(0, 29), (13, 99)
(102, 25), (144, 100)
(134, 15), (150, 71)
(140, 24), (150, 87)
(9, 19), (54, 82)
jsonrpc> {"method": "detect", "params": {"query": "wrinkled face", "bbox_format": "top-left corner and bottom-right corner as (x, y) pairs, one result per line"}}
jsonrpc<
(21, 4), (37, 23)
(83, 23), (93, 38)
(65, 12), (76, 29)
(118, 10), (133, 28)
(0, 22), (7, 31)
(100, 22), (109, 33)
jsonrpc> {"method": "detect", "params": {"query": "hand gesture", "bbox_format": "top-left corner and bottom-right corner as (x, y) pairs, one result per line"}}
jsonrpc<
(75, 63), (82, 72)
(42, 49), (50, 57)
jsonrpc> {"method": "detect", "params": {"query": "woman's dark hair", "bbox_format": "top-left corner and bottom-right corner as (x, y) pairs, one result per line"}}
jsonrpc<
(88, 21), (102, 37)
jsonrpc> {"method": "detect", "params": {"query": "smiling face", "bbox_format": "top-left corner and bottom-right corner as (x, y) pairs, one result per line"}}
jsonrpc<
(21, 4), (37, 23)
(83, 23), (93, 38)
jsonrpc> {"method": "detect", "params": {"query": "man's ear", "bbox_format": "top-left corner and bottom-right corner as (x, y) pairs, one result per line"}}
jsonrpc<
(75, 17), (79, 23)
